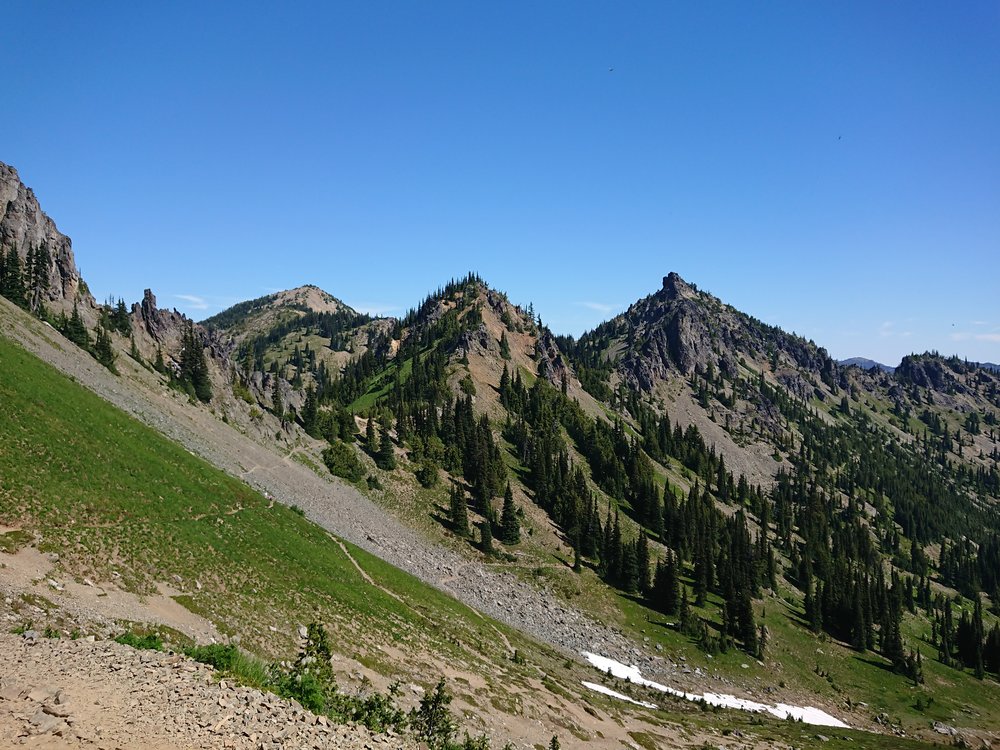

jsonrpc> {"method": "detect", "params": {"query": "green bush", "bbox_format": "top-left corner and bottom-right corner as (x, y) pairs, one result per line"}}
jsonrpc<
(416, 460), (440, 488)
(410, 678), (456, 750)
(322, 441), (365, 483)
(185, 643), (239, 671)
(115, 631), (164, 650)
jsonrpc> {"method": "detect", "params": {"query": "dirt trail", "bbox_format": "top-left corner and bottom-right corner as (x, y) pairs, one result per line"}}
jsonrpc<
(0, 546), (220, 644)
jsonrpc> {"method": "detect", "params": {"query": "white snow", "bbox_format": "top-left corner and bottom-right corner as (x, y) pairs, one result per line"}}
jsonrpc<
(581, 652), (849, 729)
(581, 682), (658, 709)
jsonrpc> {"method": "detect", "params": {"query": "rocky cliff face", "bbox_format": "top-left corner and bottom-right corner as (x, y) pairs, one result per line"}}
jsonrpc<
(587, 272), (837, 392)
(0, 162), (89, 311)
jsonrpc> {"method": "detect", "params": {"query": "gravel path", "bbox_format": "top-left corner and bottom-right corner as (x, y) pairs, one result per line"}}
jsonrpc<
(0, 300), (673, 684)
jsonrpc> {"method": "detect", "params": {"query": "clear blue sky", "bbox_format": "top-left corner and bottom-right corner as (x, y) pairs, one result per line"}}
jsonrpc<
(4, 1), (998, 365)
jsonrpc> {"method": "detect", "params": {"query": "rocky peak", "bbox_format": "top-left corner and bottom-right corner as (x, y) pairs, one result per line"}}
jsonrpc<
(0, 162), (88, 311)
(659, 271), (696, 301)
(270, 285), (352, 316)
(133, 289), (173, 343)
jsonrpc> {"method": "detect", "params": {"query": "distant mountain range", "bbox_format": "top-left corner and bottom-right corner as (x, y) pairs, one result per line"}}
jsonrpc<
(838, 357), (896, 373)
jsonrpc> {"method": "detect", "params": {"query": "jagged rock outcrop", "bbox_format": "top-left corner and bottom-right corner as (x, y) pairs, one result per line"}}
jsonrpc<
(535, 327), (572, 386)
(0, 162), (89, 310)
(134, 289), (177, 343)
(588, 271), (837, 392)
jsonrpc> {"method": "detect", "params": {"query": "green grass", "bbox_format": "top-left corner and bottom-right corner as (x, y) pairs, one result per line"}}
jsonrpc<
(0, 335), (513, 666)
(0, 528), (32, 553)
(114, 630), (165, 650)
(349, 356), (416, 413)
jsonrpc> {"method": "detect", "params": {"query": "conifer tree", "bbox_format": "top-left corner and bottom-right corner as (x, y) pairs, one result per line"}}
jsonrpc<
(479, 519), (494, 556)
(974, 597), (986, 680)
(93, 324), (117, 373)
(180, 321), (212, 402)
(63, 303), (91, 349)
(272, 379), (284, 421)
(301, 386), (319, 436)
(376, 428), (396, 470)
(449, 483), (469, 537)
(0, 247), (27, 308)
(499, 482), (520, 544)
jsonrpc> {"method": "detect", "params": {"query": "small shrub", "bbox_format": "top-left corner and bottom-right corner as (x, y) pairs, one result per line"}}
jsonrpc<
(322, 441), (366, 483)
(410, 678), (456, 750)
(186, 643), (239, 671)
(459, 375), (476, 396)
(416, 460), (440, 488)
(115, 631), (164, 650)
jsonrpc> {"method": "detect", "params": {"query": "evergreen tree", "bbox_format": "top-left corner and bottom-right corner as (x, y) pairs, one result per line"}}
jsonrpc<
(499, 331), (511, 360)
(479, 519), (494, 555)
(0, 247), (27, 308)
(499, 482), (520, 544)
(974, 597), (986, 680)
(180, 321), (212, 402)
(449, 483), (469, 537)
(376, 429), (396, 470)
(111, 297), (131, 335)
(62, 303), (91, 349)
(652, 550), (679, 615)
(301, 386), (319, 436)
(93, 324), (117, 373)
(272, 379), (284, 421)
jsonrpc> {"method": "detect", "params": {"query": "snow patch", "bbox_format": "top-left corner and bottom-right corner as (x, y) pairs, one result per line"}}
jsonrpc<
(582, 652), (848, 729)
(581, 682), (657, 709)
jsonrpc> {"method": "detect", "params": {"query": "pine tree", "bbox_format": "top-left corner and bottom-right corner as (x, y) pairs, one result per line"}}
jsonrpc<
(679, 585), (694, 635)
(499, 482), (520, 544)
(479, 519), (494, 556)
(180, 321), (212, 402)
(0, 247), (27, 308)
(366, 417), (378, 454)
(63, 303), (91, 349)
(652, 550), (679, 615)
(376, 429), (396, 471)
(974, 597), (986, 680)
(499, 331), (511, 360)
(301, 386), (319, 436)
(449, 483), (469, 537)
(637, 532), (651, 594)
(93, 324), (117, 373)
(272, 379), (284, 421)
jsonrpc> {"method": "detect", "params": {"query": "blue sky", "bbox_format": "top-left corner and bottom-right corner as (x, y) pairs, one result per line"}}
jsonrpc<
(4, 2), (998, 365)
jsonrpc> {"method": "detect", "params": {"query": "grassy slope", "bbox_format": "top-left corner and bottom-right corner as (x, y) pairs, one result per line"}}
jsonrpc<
(0, 334), (569, 717)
